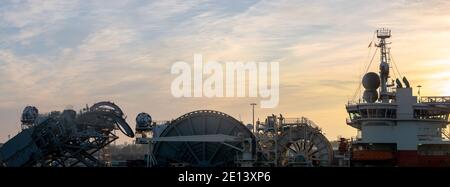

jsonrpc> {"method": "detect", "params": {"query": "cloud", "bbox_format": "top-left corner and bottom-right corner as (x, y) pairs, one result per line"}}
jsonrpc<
(1, 0), (79, 28)
(1, 0), (450, 143)
(137, 0), (203, 21)
(78, 27), (137, 53)
(0, 0), (79, 45)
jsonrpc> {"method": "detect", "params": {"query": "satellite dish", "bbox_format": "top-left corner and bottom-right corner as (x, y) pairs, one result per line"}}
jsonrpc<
(362, 72), (380, 89)
(402, 77), (410, 88)
(396, 78), (403, 88)
(363, 90), (378, 103)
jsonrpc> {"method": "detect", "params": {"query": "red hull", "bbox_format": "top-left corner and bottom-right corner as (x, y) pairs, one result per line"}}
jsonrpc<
(396, 151), (450, 167)
(350, 150), (450, 167)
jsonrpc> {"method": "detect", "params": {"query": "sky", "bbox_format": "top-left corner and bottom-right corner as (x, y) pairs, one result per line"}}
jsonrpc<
(0, 0), (450, 144)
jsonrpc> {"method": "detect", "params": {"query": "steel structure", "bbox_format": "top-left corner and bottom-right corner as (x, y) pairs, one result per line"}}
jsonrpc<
(346, 29), (450, 166)
(0, 101), (134, 167)
(150, 110), (255, 167)
(278, 119), (333, 166)
(135, 111), (333, 167)
(255, 115), (333, 167)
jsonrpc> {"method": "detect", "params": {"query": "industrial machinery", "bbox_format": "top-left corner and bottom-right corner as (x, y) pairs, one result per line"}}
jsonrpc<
(346, 29), (450, 166)
(255, 115), (333, 167)
(3, 29), (449, 168)
(136, 110), (256, 167)
(135, 111), (333, 167)
(0, 101), (134, 167)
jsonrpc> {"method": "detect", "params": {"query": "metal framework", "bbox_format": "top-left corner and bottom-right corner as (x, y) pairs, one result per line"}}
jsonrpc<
(151, 110), (256, 167)
(0, 101), (133, 167)
(256, 116), (333, 167)
(136, 111), (333, 167)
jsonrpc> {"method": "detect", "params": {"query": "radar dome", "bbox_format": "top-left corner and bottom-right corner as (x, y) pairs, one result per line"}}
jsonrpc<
(136, 112), (152, 129)
(362, 72), (380, 89)
(21, 106), (38, 124)
(363, 90), (378, 103)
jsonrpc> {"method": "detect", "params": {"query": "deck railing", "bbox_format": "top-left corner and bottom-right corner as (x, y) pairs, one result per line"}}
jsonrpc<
(282, 117), (318, 129)
(421, 96), (450, 103)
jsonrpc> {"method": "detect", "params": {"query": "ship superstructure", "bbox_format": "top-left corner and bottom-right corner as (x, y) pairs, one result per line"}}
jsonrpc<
(346, 28), (450, 166)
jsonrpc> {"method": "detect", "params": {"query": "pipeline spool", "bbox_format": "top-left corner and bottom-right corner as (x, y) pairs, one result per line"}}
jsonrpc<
(153, 110), (256, 167)
(277, 119), (333, 167)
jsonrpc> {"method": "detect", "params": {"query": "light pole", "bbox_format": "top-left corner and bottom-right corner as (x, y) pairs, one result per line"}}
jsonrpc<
(417, 85), (422, 103)
(250, 103), (257, 133)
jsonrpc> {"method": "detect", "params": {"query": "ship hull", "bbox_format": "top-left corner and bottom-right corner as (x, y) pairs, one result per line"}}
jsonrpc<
(350, 150), (450, 167)
(396, 151), (450, 167)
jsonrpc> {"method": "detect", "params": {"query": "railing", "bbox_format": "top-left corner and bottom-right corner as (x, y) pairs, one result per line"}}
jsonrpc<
(350, 134), (362, 142)
(421, 96), (450, 103)
(377, 28), (391, 38)
(283, 117), (318, 129)
(347, 100), (360, 106)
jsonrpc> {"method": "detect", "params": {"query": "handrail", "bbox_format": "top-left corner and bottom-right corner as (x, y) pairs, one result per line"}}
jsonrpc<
(421, 96), (450, 103)
(282, 117), (318, 129)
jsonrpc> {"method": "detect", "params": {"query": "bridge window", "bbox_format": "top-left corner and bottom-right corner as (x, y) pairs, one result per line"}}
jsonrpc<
(414, 109), (449, 120)
(364, 108), (396, 119)
(351, 108), (396, 120)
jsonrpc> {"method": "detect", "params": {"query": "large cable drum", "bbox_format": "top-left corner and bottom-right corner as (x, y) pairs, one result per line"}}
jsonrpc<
(277, 120), (333, 167)
(153, 110), (256, 167)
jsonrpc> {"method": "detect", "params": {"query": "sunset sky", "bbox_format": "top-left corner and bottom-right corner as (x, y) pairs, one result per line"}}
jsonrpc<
(1, 0), (449, 144)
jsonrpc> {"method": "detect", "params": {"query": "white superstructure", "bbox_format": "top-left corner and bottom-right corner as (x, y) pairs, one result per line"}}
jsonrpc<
(345, 29), (450, 166)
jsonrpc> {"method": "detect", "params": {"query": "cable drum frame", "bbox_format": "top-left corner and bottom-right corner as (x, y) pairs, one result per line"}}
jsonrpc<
(276, 118), (334, 167)
(153, 110), (257, 167)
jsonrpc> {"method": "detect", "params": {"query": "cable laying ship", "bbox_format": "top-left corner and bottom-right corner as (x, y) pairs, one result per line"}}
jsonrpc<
(345, 28), (450, 166)
(1, 29), (449, 167)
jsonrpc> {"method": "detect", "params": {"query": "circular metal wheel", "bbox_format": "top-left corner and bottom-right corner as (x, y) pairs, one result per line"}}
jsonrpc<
(153, 110), (256, 167)
(90, 101), (124, 117)
(88, 101), (134, 137)
(277, 121), (333, 167)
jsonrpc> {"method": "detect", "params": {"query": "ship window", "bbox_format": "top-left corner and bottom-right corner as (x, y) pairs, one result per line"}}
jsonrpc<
(386, 109), (396, 118)
(414, 109), (449, 120)
(360, 109), (367, 118)
(368, 109), (374, 118)
(349, 112), (360, 120)
(377, 109), (386, 118)
(358, 108), (396, 119)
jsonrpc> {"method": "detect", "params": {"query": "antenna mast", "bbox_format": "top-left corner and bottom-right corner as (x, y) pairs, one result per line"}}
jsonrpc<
(376, 28), (392, 102)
